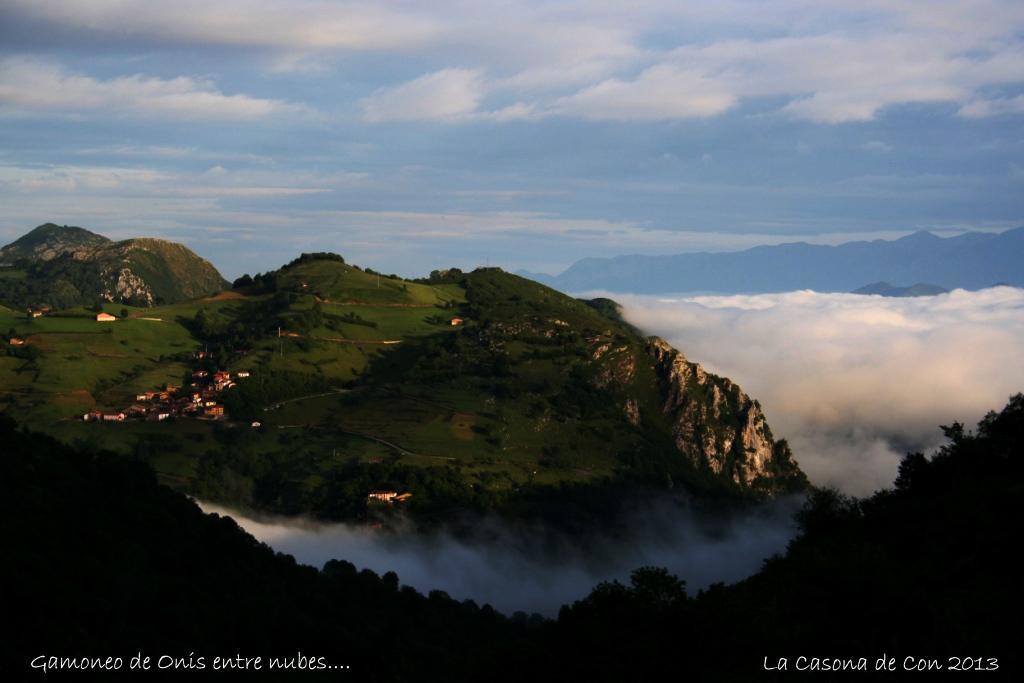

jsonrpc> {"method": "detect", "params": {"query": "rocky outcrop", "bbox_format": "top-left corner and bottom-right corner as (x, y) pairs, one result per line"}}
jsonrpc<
(646, 336), (805, 494)
(101, 267), (154, 305)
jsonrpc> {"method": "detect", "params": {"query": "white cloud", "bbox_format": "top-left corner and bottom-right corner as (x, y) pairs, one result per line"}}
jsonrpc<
(0, 57), (304, 120)
(0, 163), (340, 198)
(617, 287), (1024, 495)
(7, 1), (1024, 124)
(959, 94), (1024, 118)
(361, 69), (486, 123)
(551, 64), (736, 121)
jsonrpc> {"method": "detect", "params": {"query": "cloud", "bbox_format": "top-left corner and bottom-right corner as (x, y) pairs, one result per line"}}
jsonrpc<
(6, 1), (1024, 124)
(360, 69), (487, 123)
(959, 94), (1024, 118)
(0, 57), (304, 120)
(0, 163), (346, 200)
(616, 287), (1024, 495)
(3, 0), (439, 50)
(551, 64), (736, 121)
(201, 498), (800, 616)
(359, 69), (539, 123)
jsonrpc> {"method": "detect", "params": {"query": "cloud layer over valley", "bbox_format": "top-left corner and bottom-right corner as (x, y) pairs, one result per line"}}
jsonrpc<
(617, 287), (1024, 494)
(201, 500), (800, 617)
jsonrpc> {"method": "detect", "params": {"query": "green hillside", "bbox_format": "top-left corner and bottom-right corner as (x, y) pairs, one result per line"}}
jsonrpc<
(0, 224), (227, 309)
(1, 252), (805, 523)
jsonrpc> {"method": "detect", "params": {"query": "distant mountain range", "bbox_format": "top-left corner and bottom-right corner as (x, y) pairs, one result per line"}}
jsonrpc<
(852, 282), (949, 297)
(0, 223), (227, 308)
(519, 227), (1024, 294)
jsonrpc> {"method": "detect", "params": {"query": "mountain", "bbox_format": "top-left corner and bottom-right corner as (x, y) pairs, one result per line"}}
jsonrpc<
(0, 223), (228, 308)
(523, 227), (1024, 294)
(852, 281), (950, 297)
(0, 222), (111, 261)
(1, 253), (805, 527)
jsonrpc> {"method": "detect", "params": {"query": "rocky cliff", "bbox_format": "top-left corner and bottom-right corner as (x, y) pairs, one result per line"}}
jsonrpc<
(646, 336), (805, 494)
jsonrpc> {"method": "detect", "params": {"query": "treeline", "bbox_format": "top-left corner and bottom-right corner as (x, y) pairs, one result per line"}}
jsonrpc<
(0, 415), (538, 682)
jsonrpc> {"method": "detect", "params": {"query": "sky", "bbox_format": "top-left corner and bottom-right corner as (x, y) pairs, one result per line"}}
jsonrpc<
(1, 0), (1023, 279)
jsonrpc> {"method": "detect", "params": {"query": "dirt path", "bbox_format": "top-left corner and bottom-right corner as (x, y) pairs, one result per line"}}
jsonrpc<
(263, 388), (350, 411)
(318, 299), (437, 308)
(274, 422), (455, 462)
(313, 335), (402, 345)
(280, 330), (402, 345)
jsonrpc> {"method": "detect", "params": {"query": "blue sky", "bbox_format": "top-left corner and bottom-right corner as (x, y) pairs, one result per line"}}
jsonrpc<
(1, 0), (1022, 278)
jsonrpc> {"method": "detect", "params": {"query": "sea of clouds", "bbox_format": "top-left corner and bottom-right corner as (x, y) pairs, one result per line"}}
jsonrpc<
(201, 499), (800, 616)
(615, 286), (1024, 495)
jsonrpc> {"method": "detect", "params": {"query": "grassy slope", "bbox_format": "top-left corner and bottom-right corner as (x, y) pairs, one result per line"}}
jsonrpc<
(0, 262), (473, 499)
(1, 258), (796, 520)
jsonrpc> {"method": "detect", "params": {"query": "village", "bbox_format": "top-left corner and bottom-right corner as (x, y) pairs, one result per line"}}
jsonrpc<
(82, 350), (252, 425)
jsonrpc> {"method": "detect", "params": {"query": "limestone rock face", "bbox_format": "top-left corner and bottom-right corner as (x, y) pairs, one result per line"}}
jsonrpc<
(102, 267), (154, 305)
(646, 336), (804, 493)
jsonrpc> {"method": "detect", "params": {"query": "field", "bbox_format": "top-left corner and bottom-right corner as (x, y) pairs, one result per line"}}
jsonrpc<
(1, 257), (729, 520)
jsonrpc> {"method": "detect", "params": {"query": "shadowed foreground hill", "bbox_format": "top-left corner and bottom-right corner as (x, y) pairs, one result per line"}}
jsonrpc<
(554, 394), (1024, 679)
(0, 415), (537, 681)
(3, 395), (1022, 680)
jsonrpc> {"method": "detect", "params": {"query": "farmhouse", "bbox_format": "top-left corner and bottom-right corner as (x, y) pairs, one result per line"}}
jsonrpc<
(450, 317), (464, 326)
(8, 337), (25, 346)
(95, 312), (116, 322)
(28, 309), (44, 318)
(367, 490), (413, 504)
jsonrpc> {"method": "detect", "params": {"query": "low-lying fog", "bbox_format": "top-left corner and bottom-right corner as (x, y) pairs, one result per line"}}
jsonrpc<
(617, 286), (1024, 495)
(200, 499), (800, 616)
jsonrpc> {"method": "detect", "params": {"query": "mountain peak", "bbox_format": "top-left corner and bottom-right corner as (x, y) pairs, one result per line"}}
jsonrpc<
(0, 223), (226, 308)
(1, 223), (111, 262)
(897, 230), (940, 243)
